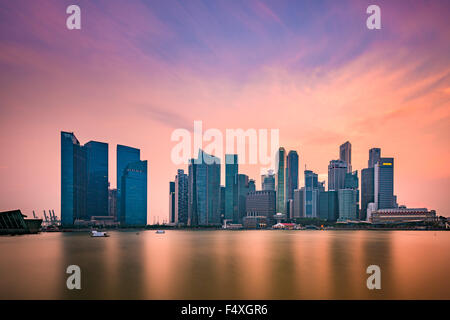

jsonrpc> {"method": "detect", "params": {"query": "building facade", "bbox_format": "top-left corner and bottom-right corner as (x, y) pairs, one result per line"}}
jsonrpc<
(375, 158), (395, 209)
(276, 147), (286, 214)
(116, 145), (140, 222)
(120, 160), (147, 226)
(225, 154), (238, 222)
(339, 141), (352, 173)
(175, 169), (188, 225)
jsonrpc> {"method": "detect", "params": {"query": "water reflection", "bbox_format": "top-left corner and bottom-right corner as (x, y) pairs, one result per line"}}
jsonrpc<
(0, 230), (449, 299)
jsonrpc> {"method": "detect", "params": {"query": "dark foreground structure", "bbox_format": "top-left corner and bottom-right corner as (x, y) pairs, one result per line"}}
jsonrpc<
(0, 210), (42, 235)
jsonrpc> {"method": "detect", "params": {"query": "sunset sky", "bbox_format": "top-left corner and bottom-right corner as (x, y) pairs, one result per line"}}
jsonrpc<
(0, 0), (449, 222)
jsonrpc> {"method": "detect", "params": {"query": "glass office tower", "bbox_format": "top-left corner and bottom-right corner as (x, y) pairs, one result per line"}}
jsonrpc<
(225, 154), (238, 222)
(85, 141), (108, 219)
(120, 160), (147, 226)
(304, 170), (319, 217)
(61, 131), (87, 225)
(188, 150), (221, 226)
(276, 147), (286, 214)
(285, 150), (299, 207)
(116, 145), (140, 222)
(375, 157), (395, 209)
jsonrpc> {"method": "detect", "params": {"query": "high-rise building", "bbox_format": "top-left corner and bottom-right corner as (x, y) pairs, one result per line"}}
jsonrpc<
(339, 141), (352, 173)
(85, 141), (108, 219)
(338, 189), (358, 221)
(219, 186), (225, 221)
(361, 167), (374, 220)
(292, 188), (304, 218)
(120, 160), (147, 226)
(117, 145), (140, 222)
(188, 150), (221, 226)
(304, 170), (319, 217)
(61, 132), (87, 225)
(235, 174), (249, 223)
(262, 170), (275, 191)
(344, 170), (359, 217)
(108, 188), (118, 220)
(276, 147), (286, 214)
(375, 158), (395, 209)
(246, 190), (276, 222)
(328, 160), (348, 191)
(286, 150), (299, 201)
(225, 154), (238, 222)
(368, 148), (381, 168)
(169, 181), (175, 223)
(175, 169), (188, 225)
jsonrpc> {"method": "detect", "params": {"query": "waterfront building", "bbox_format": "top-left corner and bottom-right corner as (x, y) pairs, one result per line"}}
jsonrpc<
(108, 188), (118, 220)
(370, 208), (436, 224)
(219, 186), (225, 221)
(304, 170), (319, 218)
(175, 169), (188, 225)
(361, 167), (374, 220)
(188, 150), (221, 226)
(262, 169), (275, 191)
(225, 154), (238, 222)
(374, 158), (395, 209)
(169, 181), (175, 223)
(276, 147), (286, 214)
(246, 190), (276, 222)
(285, 150), (299, 204)
(292, 188), (304, 218)
(327, 190), (339, 221)
(120, 160), (147, 226)
(328, 160), (348, 191)
(85, 141), (108, 219)
(117, 145), (140, 222)
(339, 141), (352, 173)
(61, 132), (87, 225)
(235, 174), (249, 223)
(243, 215), (268, 229)
(338, 189), (358, 221)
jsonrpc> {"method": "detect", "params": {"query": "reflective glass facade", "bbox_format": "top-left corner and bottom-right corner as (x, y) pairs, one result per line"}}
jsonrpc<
(121, 160), (147, 226)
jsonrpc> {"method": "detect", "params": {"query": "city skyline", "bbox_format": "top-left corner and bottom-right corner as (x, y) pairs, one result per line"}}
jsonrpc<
(0, 0), (449, 223)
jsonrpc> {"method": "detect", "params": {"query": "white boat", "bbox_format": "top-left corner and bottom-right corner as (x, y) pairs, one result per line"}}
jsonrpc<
(91, 230), (109, 237)
(155, 230), (165, 234)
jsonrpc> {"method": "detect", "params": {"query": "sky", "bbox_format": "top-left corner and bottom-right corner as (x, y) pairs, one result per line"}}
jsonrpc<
(0, 0), (449, 222)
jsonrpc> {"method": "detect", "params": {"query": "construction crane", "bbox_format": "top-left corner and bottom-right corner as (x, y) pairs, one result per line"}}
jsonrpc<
(32, 210), (37, 219)
(43, 210), (49, 223)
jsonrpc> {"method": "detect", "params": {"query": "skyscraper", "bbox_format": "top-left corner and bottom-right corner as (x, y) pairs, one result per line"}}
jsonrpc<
(175, 169), (188, 225)
(292, 188), (304, 218)
(338, 189), (358, 221)
(368, 148), (381, 168)
(85, 141), (108, 219)
(61, 132), (109, 225)
(276, 147), (286, 214)
(339, 141), (352, 173)
(286, 150), (299, 206)
(120, 160), (147, 226)
(328, 160), (348, 191)
(108, 188), (118, 220)
(304, 170), (319, 217)
(188, 150), (221, 226)
(375, 157), (395, 209)
(61, 132), (87, 225)
(117, 145), (140, 222)
(248, 179), (256, 193)
(235, 174), (249, 223)
(169, 181), (175, 223)
(361, 167), (374, 220)
(262, 170), (275, 191)
(225, 154), (238, 222)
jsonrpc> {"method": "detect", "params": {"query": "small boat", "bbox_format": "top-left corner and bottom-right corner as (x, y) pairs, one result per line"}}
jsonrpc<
(91, 230), (109, 237)
(155, 230), (165, 234)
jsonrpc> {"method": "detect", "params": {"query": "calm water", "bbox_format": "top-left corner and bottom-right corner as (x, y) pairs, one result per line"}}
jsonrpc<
(0, 230), (449, 299)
